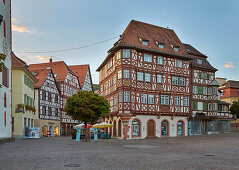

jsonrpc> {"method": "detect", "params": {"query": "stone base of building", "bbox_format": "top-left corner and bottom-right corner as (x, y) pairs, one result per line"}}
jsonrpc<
(34, 119), (60, 137)
(0, 137), (15, 144)
(105, 115), (188, 139)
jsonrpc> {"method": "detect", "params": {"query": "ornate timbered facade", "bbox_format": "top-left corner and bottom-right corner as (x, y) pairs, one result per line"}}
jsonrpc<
(183, 44), (231, 135)
(29, 68), (61, 137)
(29, 61), (81, 136)
(97, 20), (192, 139)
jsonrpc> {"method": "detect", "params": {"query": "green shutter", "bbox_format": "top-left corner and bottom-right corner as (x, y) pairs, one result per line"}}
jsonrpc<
(193, 102), (198, 111)
(198, 86), (203, 95)
(203, 102), (207, 111)
(199, 72), (202, 79)
(207, 73), (210, 80)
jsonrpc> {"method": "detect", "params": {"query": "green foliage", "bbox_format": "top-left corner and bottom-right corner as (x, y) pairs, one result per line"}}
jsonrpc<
(65, 91), (110, 124)
(230, 100), (239, 118)
(93, 84), (100, 91)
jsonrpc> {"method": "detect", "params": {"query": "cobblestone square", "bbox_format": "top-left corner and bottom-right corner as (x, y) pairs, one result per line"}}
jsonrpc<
(0, 133), (239, 170)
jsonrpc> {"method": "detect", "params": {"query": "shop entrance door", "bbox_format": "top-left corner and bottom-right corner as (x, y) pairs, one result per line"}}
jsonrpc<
(147, 120), (155, 137)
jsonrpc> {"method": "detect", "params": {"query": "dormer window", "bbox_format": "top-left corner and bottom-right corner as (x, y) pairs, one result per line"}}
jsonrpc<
(140, 38), (149, 46)
(46, 66), (51, 69)
(54, 74), (58, 78)
(157, 42), (165, 49)
(171, 45), (180, 52)
(197, 59), (202, 64)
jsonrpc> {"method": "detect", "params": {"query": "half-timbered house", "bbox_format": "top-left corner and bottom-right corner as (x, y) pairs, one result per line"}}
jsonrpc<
(69, 64), (94, 92)
(183, 44), (231, 134)
(29, 60), (81, 136)
(29, 68), (61, 136)
(97, 20), (192, 139)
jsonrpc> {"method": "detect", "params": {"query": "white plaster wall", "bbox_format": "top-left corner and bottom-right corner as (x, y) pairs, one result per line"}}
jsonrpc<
(0, 0), (12, 139)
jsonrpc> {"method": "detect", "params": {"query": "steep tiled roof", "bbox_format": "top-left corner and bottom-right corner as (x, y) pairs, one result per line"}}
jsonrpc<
(97, 20), (191, 71)
(28, 68), (50, 88)
(222, 80), (239, 89)
(69, 65), (89, 88)
(28, 61), (74, 82)
(12, 52), (28, 67)
(183, 44), (217, 72)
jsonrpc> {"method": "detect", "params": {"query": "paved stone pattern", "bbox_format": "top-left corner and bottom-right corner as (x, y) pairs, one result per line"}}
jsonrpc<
(0, 133), (239, 170)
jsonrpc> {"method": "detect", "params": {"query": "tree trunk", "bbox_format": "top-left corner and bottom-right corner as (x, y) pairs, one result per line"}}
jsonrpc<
(84, 121), (88, 142)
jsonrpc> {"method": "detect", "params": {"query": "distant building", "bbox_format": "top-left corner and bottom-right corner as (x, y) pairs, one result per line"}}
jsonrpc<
(69, 64), (94, 91)
(11, 53), (38, 139)
(216, 77), (227, 86)
(29, 60), (81, 136)
(0, 0), (12, 139)
(29, 67), (61, 137)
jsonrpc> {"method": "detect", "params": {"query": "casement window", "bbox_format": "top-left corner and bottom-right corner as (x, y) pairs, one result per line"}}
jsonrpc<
(157, 74), (162, 84)
(179, 77), (185, 86)
(141, 94), (147, 104)
(213, 103), (218, 111)
(198, 102), (203, 111)
(197, 59), (202, 64)
(2, 65), (9, 87)
(117, 70), (122, 79)
(193, 86), (198, 94)
(107, 59), (113, 70)
(141, 39), (149, 46)
(123, 70), (130, 79)
(175, 96), (180, 106)
(203, 72), (207, 79)
(137, 72), (144, 81)
(48, 93), (51, 102)
(55, 108), (58, 117)
(208, 103), (212, 111)
(55, 95), (58, 103)
(145, 73), (151, 82)
(183, 97), (189, 106)
(27, 96), (30, 105)
(148, 95), (154, 104)
(124, 91), (130, 102)
(143, 54), (152, 62)
(49, 107), (52, 116)
(173, 46), (180, 52)
(208, 87), (212, 95)
(158, 56), (163, 65)
(161, 95), (169, 105)
(176, 59), (183, 68)
(213, 87), (217, 95)
(42, 106), (46, 115)
(119, 92), (123, 102)
(116, 51), (121, 60)
(172, 76), (178, 85)
(203, 87), (207, 95)
(158, 43), (164, 49)
(122, 49), (130, 58)
(132, 120), (140, 136)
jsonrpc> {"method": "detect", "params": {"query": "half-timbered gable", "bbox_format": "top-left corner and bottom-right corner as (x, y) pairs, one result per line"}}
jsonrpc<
(69, 65), (94, 92)
(97, 20), (192, 139)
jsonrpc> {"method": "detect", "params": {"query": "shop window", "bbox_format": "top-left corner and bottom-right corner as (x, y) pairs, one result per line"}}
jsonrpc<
(132, 119), (140, 137)
(177, 121), (184, 136)
(161, 120), (169, 136)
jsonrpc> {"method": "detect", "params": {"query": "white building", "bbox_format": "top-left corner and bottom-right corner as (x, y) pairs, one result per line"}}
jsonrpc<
(0, 0), (12, 139)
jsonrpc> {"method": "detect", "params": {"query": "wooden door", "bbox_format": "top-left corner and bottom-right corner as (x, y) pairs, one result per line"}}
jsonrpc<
(147, 120), (155, 137)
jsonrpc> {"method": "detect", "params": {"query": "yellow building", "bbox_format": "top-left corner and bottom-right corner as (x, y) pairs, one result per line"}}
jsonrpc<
(12, 53), (38, 139)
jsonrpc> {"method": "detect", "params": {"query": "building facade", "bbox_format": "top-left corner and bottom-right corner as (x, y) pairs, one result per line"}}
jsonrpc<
(12, 54), (38, 139)
(29, 61), (81, 136)
(97, 20), (192, 139)
(0, 0), (12, 139)
(69, 64), (94, 91)
(29, 68), (61, 137)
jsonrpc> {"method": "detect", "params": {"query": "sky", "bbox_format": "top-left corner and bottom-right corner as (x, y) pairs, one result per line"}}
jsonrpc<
(12, 0), (239, 84)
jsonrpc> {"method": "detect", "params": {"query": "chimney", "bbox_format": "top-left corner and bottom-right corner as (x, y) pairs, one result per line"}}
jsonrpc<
(49, 57), (52, 63)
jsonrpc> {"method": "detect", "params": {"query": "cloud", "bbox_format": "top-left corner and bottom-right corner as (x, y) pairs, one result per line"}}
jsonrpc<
(18, 55), (51, 64)
(223, 62), (234, 69)
(11, 18), (32, 33)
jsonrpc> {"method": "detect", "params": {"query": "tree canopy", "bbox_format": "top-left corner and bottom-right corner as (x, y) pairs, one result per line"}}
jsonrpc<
(65, 90), (110, 125)
(230, 100), (239, 118)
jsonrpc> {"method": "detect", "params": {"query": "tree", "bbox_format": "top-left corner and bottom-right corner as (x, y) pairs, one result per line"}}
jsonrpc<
(230, 100), (239, 118)
(0, 53), (6, 88)
(65, 91), (110, 141)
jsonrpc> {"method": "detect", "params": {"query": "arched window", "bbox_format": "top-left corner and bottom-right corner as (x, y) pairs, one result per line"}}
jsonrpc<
(4, 111), (6, 126)
(161, 120), (169, 136)
(4, 92), (7, 107)
(4, 20), (6, 38)
(3, 0), (5, 5)
(177, 121), (184, 136)
(132, 119), (141, 137)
